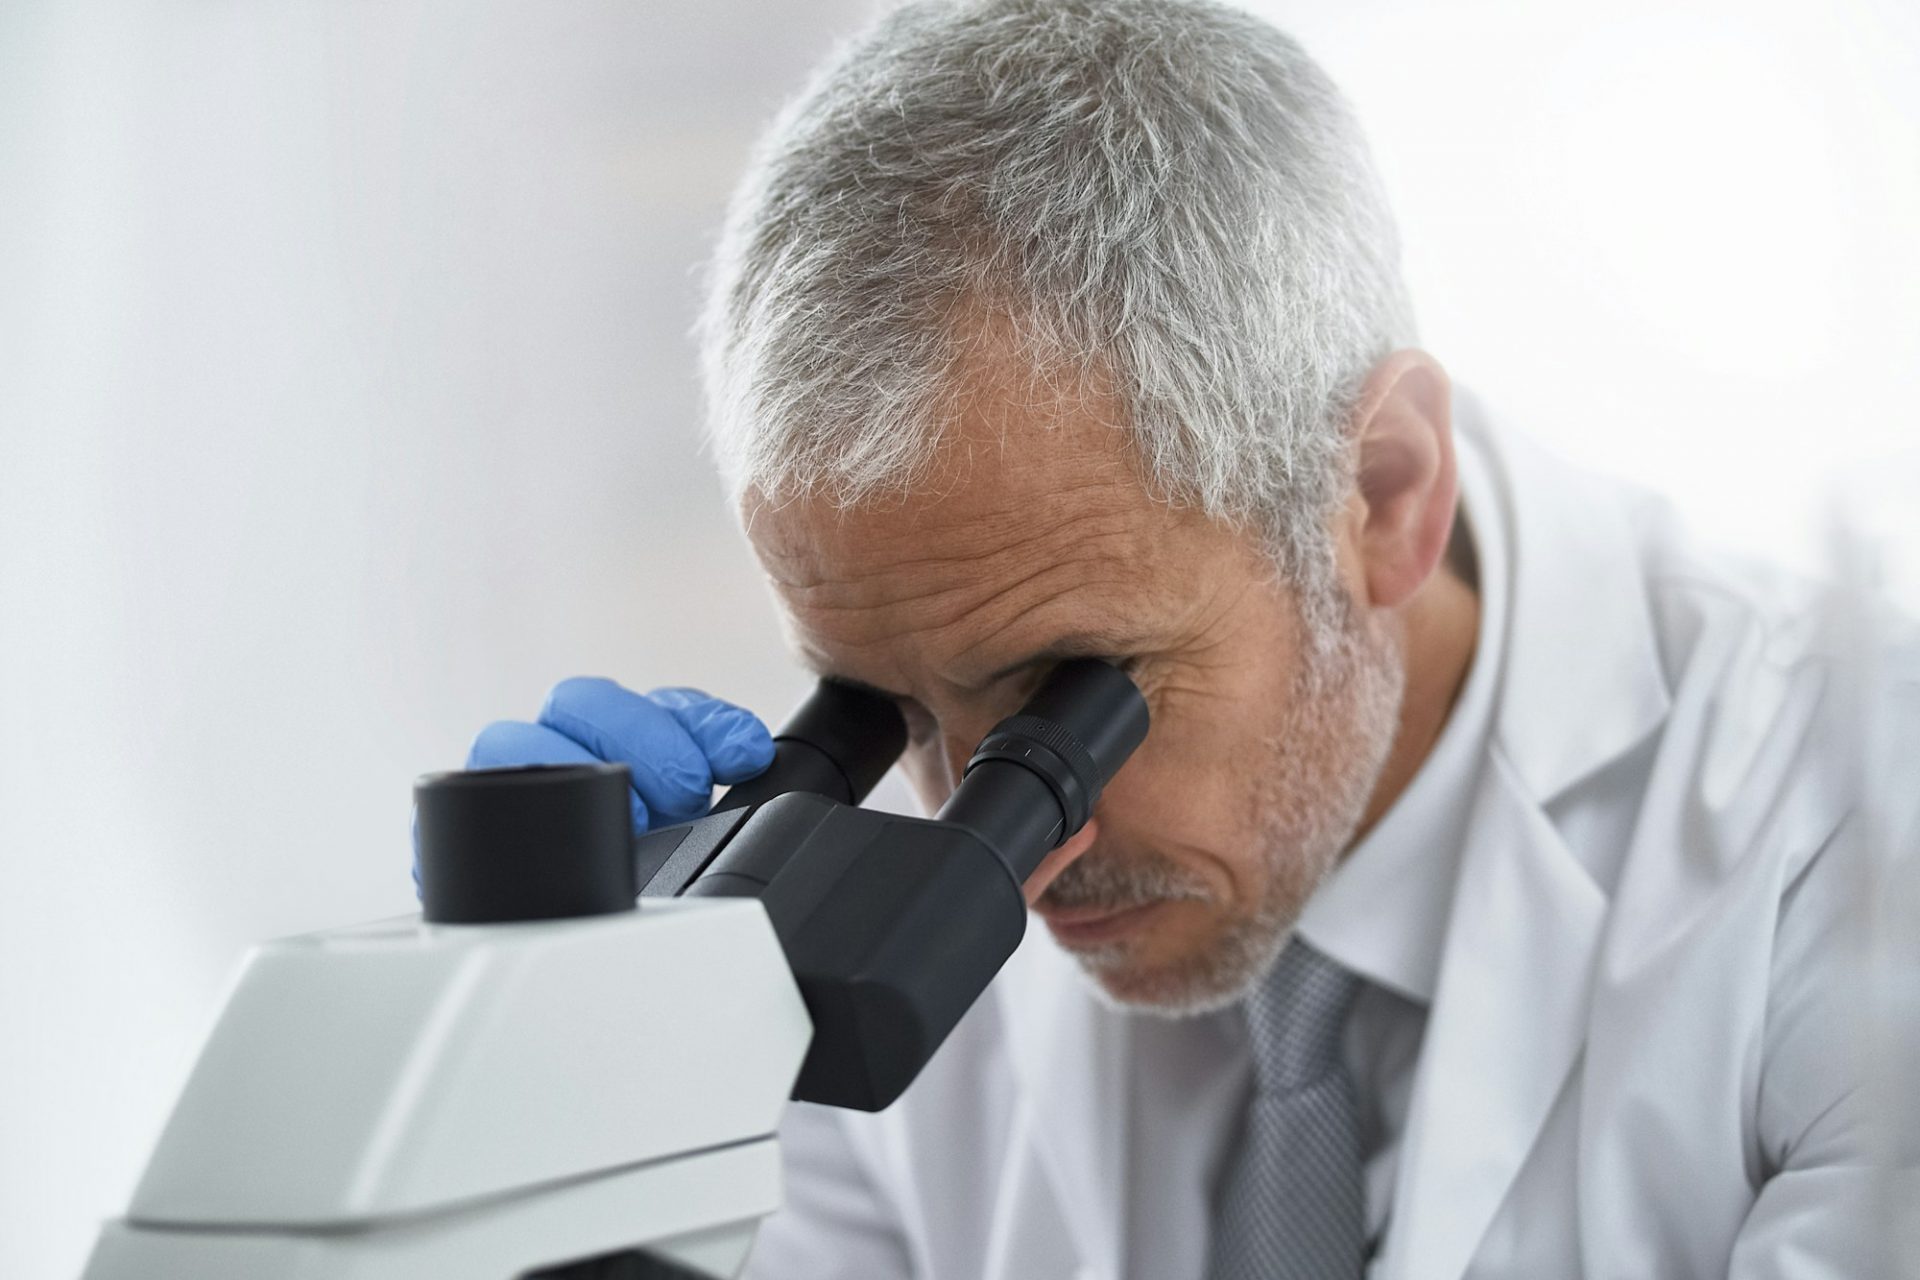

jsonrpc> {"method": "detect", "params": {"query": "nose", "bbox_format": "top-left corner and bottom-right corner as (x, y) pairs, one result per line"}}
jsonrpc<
(1021, 817), (1099, 906)
(939, 721), (993, 792)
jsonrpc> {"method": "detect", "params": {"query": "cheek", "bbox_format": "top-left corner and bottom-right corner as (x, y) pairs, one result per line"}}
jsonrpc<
(1095, 687), (1287, 892)
(1102, 729), (1265, 840)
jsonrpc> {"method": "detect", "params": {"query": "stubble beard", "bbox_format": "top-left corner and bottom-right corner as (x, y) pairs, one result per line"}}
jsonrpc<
(1040, 587), (1408, 1017)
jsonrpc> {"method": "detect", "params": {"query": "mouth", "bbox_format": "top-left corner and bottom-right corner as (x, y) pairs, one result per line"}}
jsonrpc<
(1034, 899), (1167, 946)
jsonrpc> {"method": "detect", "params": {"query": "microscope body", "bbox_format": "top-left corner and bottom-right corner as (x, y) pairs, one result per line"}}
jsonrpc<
(84, 900), (808, 1279)
(83, 659), (1147, 1279)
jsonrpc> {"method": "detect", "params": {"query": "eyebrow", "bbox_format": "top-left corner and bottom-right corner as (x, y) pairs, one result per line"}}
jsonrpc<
(820, 631), (1140, 702)
(978, 633), (1130, 685)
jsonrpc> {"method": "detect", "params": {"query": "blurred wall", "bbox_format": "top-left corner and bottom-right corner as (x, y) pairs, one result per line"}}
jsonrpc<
(0, 4), (873, 1274)
(1, 1), (1915, 1276)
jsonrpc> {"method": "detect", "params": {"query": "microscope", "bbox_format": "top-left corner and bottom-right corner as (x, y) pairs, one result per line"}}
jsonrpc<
(82, 659), (1148, 1279)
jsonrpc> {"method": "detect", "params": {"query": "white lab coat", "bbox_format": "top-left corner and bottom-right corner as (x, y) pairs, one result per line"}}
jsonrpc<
(743, 395), (1918, 1280)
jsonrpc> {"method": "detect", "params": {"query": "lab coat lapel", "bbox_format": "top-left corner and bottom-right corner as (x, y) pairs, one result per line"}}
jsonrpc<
(1374, 755), (1603, 1280)
(1374, 398), (1673, 1280)
(998, 926), (1132, 1280)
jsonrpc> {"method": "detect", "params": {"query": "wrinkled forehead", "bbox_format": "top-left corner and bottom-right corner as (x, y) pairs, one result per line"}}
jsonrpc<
(742, 415), (1257, 696)
(745, 333), (1153, 574)
(748, 414), (1146, 570)
(748, 418), (1152, 598)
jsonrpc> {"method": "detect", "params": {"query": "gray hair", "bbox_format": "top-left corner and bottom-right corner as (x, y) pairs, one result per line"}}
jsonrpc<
(696, 0), (1414, 609)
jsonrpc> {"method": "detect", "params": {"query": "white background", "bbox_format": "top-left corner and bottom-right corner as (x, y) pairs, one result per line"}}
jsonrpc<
(3, 1), (1916, 1275)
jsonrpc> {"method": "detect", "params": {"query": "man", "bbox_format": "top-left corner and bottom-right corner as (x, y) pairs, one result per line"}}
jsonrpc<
(460, 0), (1916, 1275)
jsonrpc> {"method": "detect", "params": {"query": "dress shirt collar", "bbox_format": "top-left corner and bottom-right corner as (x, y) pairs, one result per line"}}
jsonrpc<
(1292, 421), (1509, 1006)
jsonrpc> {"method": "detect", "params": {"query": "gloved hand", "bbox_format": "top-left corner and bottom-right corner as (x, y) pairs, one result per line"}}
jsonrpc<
(411, 678), (776, 897)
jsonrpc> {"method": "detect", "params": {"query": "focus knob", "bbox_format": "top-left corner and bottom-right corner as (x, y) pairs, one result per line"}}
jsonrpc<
(414, 763), (635, 923)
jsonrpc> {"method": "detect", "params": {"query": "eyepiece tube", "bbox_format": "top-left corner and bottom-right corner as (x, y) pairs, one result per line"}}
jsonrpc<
(937, 658), (1149, 884)
(712, 679), (908, 812)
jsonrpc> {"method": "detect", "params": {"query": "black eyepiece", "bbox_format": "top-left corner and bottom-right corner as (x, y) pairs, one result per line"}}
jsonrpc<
(939, 658), (1149, 883)
(1007, 658), (1151, 796)
(711, 679), (907, 813)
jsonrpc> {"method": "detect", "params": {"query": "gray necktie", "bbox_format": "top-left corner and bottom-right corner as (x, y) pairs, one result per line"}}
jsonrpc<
(1205, 936), (1366, 1280)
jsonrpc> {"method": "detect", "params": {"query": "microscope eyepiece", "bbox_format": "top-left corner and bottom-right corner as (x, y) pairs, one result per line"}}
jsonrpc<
(939, 658), (1149, 884)
(963, 658), (1148, 833)
(710, 679), (907, 813)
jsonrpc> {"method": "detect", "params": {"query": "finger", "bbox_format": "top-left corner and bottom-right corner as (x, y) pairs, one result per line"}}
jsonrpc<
(467, 718), (651, 833)
(646, 686), (776, 784)
(538, 677), (715, 825)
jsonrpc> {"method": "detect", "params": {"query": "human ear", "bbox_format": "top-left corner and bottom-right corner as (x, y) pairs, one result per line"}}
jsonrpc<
(1347, 351), (1456, 609)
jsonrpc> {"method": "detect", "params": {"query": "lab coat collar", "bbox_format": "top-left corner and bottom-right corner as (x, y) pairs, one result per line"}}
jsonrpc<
(1461, 388), (1671, 802)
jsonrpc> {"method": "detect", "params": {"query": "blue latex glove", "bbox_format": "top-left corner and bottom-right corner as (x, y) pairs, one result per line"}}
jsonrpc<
(411, 679), (776, 898)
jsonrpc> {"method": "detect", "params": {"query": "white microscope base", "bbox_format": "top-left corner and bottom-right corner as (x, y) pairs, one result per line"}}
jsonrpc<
(85, 1134), (777, 1280)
